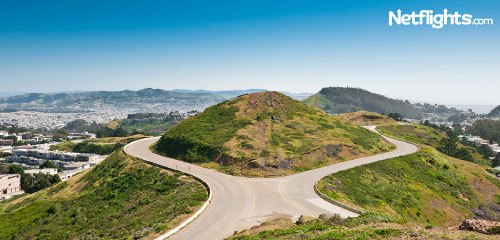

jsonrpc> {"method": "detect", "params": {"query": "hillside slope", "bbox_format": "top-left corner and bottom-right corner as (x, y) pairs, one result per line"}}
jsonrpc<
(316, 125), (500, 227)
(487, 105), (500, 117)
(156, 91), (393, 176)
(303, 87), (422, 119)
(229, 213), (496, 240)
(335, 111), (397, 126)
(0, 150), (207, 239)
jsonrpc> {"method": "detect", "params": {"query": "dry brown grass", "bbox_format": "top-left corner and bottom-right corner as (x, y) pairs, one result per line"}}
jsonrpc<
(335, 111), (397, 126)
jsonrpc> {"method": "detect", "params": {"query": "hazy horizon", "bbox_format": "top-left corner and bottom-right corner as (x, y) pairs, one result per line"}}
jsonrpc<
(0, 87), (498, 108)
(1, 0), (499, 105)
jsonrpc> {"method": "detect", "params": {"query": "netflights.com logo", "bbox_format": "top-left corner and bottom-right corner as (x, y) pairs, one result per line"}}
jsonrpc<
(389, 9), (494, 29)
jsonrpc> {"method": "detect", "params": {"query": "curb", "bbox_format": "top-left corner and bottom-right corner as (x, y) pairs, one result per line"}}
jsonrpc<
(156, 189), (212, 240)
(313, 181), (365, 215)
(312, 126), (420, 217)
(124, 139), (212, 240)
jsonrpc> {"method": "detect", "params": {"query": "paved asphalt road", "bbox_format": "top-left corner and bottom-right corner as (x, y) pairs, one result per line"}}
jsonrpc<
(124, 126), (418, 240)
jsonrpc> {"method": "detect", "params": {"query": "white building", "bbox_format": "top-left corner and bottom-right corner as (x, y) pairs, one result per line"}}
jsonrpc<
(0, 174), (23, 200)
(25, 168), (58, 175)
(64, 162), (91, 171)
(58, 168), (87, 181)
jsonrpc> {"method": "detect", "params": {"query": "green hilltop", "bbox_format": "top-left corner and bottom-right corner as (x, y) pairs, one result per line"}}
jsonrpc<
(303, 87), (422, 119)
(156, 91), (393, 177)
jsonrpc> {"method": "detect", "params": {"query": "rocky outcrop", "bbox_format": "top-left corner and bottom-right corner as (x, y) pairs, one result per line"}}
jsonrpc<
(458, 219), (500, 234)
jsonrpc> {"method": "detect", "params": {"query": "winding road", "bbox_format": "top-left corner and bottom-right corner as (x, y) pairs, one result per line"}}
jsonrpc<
(124, 126), (418, 240)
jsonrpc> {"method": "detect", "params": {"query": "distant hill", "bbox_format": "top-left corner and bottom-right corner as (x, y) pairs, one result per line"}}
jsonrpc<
(303, 87), (422, 119)
(173, 89), (312, 100)
(487, 105), (500, 117)
(0, 88), (224, 112)
(156, 91), (392, 177)
(0, 92), (25, 98)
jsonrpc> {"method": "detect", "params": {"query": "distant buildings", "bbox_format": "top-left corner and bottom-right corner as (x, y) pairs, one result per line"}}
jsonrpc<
(0, 174), (23, 201)
(0, 139), (13, 146)
(23, 167), (89, 181)
(25, 168), (58, 175)
(5, 149), (103, 170)
(68, 132), (96, 139)
(461, 135), (500, 156)
(58, 169), (86, 181)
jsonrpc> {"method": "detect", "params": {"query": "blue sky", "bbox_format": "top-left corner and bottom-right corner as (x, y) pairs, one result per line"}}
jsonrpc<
(0, 0), (498, 104)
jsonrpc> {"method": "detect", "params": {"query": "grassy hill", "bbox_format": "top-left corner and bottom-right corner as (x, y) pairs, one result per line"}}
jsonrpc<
(229, 213), (496, 240)
(0, 150), (207, 239)
(156, 91), (393, 177)
(379, 124), (492, 166)
(377, 124), (446, 148)
(303, 87), (422, 119)
(315, 124), (500, 227)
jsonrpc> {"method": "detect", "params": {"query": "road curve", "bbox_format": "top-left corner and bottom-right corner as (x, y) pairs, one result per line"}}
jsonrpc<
(124, 126), (418, 240)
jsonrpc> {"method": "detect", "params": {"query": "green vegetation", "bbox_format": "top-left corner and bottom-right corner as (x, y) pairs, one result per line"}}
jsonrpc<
(468, 119), (500, 142)
(378, 123), (491, 166)
(59, 116), (172, 139)
(493, 154), (500, 168)
(96, 126), (129, 138)
(157, 104), (251, 163)
(335, 111), (397, 126)
(109, 112), (187, 136)
(50, 135), (146, 155)
(62, 119), (103, 133)
(229, 213), (494, 240)
(303, 87), (422, 119)
(157, 92), (393, 176)
(378, 124), (445, 147)
(118, 120), (173, 135)
(39, 160), (59, 170)
(318, 147), (500, 226)
(0, 150), (207, 239)
(0, 165), (61, 194)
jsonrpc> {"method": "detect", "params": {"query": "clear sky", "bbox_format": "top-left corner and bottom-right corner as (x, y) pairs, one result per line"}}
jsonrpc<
(0, 0), (498, 105)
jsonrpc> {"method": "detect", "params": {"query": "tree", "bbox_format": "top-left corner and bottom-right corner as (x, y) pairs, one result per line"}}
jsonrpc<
(53, 129), (68, 142)
(439, 137), (457, 156)
(8, 165), (25, 175)
(493, 153), (500, 167)
(453, 147), (474, 161)
(388, 113), (403, 121)
(40, 160), (61, 172)
(21, 173), (61, 193)
(96, 127), (129, 138)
